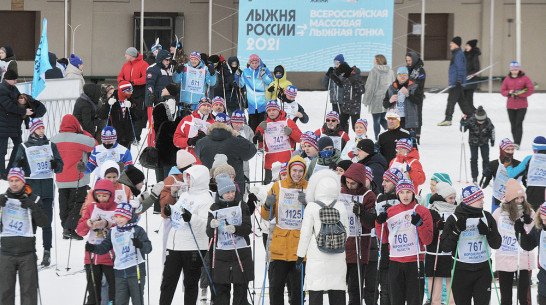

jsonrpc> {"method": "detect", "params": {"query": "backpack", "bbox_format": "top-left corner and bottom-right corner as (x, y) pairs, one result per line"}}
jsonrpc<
(315, 200), (347, 254)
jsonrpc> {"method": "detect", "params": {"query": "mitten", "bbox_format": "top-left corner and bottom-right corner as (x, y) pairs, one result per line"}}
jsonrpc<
(132, 238), (143, 249)
(108, 98), (116, 106)
(264, 193), (277, 210)
(411, 212), (423, 226)
(210, 219), (221, 229)
(376, 212), (388, 224)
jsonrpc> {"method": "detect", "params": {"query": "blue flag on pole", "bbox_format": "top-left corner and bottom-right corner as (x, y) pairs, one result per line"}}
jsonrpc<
(32, 18), (52, 98)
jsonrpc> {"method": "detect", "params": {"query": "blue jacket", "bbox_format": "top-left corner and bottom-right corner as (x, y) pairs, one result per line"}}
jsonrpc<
(173, 60), (217, 106)
(239, 60), (273, 114)
(145, 50), (173, 107)
(448, 48), (466, 86)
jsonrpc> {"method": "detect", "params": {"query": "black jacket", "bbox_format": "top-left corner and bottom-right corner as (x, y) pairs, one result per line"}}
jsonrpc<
(464, 47), (481, 90)
(463, 116), (495, 146)
(152, 96), (182, 167)
(227, 56), (246, 110)
(376, 192), (398, 269)
(96, 90), (143, 144)
(339, 65), (364, 116)
(145, 50), (173, 107)
(212, 61), (235, 102)
(519, 226), (546, 296)
(0, 79), (26, 137)
(376, 127), (411, 164)
(406, 51), (426, 103)
(44, 52), (64, 79)
(383, 80), (420, 129)
(358, 152), (388, 194)
(73, 83), (101, 136)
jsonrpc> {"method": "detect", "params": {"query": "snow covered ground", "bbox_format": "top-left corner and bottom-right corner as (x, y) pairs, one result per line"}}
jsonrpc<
(4, 91), (545, 304)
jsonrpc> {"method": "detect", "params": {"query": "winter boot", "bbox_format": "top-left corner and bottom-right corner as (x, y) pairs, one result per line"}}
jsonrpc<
(200, 288), (208, 305)
(437, 120), (452, 126)
(63, 228), (71, 239)
(41, 250), (51, 266)
(71, 230), (84, 240)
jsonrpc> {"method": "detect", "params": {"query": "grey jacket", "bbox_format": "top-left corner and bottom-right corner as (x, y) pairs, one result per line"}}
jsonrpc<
(362, 65), (394, 114)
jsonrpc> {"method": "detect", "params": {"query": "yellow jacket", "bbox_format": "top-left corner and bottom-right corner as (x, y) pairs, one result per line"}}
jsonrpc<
(265, 65), (292, 100)
(260, 155), (308, 261)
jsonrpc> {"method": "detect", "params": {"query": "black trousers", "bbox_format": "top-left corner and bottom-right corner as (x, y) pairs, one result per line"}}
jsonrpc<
(309, 290), (346, 305)
(347, 263), (366, 305)
(507, 108), (527, 145)
(452, 267), (492, 305)
(215, 283), (248, 305)
(363, 260), (378, 305)
(269, 260), (304, 305)
(264, 169), (272, 185)
(539, 293), (546, 305)
(445, 85), (474, 121)
(248, 111), (266, 132)
(388, 261), (424, 305)
(85, 264), (115, 305)
(58, 186), (89, 230)
(379, 268), (390, 305)
(499, 270), (532, 305)
(0, 253), (38, 305)
(340, 113), (360, 133)
(464, 89), (476, 112)
(469, 144), (489, 180)
(0, 135), (21, 176)
(159, 250), (205, 305)
(332, 103), (340, 114)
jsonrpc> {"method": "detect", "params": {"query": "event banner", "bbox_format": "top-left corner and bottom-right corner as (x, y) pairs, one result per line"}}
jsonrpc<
(237, 0), (394, 72)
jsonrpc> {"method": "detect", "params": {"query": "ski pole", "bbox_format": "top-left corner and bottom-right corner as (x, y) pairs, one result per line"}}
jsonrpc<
(106, 105), (113, 126)
(212, 226), (217, 269)
(261, 201), (273, 305)
(134, 234), (144, 305)
(428, 227), (443, 302)
(415, 223), (422, 305)
(323, 80), (331, 122)
(66, 167), (83, 272)
(35, 253), (43, 305)
(188, 222), (216, 295)
(446, 238), (460, 302)
(87, 251), (101, 305)
(373, 222), (385, 304)
(466, 62), (498, 80)
(126, 106), (138, 146)
(484, 236), (501, 303)
(516, 232), (520, 305)
(230, 233), (255, 305)
(300, 198), (305, 305)
(353, 196), (363, 305)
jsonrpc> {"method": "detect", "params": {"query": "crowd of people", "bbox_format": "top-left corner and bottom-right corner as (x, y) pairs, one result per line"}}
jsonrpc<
(0, 34), (543, 305)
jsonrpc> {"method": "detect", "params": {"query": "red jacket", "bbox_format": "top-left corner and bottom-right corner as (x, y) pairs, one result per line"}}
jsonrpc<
(50, 115), (97, 187)
(314, 128), (350, 143)
(500, 71), (534, 109)
(375, 200), (433, 263)
(76, 179), (116, 265)
(173, 110), (215, 163)
(117, 54), (149, 86)
(255, 111), (302, 169)
(389, 148), (426, 187)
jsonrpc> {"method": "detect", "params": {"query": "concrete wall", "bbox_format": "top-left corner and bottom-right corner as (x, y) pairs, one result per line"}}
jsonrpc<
(4, 0), (545, 90)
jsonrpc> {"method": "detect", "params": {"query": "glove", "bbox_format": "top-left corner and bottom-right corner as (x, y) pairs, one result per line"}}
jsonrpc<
(455, 81), (462, 87)
(477, 219), (490, 235)
(20, 196), (37, 210)
(17, 159), (25, 168)
(176, 65), (184, 74)
(411, 212), (423, 226)
(297, 191), (306, 206)
(76, 161), (86, 172)
(151, 182), (165, 197)
(437, 218), (445, 231)
(210, 219), (221, 229)
(383, 202), (393, 211)
(376, 212), (388, 224)
(296, 256), (304, 270)
(92, 219), (108, 230)
(522, 213), (532, 224)
(124, 100), (131, 108)
(224, 224), (236, 234)
(187, 135), (200, 146)
(85, 242), (95, 252)
(258, 121), (267, 131)
(148, 93), (157, 105)
(208, 65), (215, 76)
(235, 69), (241, 76)
(252, 132), (263, 144)
(490, 140), (495, 147)
(164, 204), (172, 217)
(405, 164), (411, 172)
(514, 219), (526, 235)
(455, 216), (467, 233)
(259, 68), (266, 78)
(0, 194), (8, 207)
(182, 208), (192, 222)
(247, 193), (258, 211)
(170, 186), (181, 198)
(326, 67), (334, 77)
(50, 160), (57, 170)
(478, 176), (486, 188)
(284, 127), (292, 136)
(108, 98), (116, 106)
(267, 86), (275, 93)
(264, 193), (277, 210)
(132, 238), (143, 249)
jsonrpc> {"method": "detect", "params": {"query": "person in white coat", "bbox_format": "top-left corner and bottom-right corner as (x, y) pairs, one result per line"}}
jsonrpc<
(159, 164), (214, 305)
(296, 169), (349, 305)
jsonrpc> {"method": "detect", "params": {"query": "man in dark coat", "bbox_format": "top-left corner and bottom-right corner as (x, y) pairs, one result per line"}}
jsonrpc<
(383, 67), (420, 132)
(406, 51), (426, 142)
(464, 39), (481, 111)
(209, 55), (235, 105)
(145, 49), (172, 107)
(73, 83), (101, 136)
(228, 56), (246, 113)
(194, 122), (257, 192)
(356, 139), (388, 194)
(376, 111), (411, 164)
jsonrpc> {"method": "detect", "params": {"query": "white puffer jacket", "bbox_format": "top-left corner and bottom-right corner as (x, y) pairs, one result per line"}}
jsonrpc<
(167, 165), (214, 251)
(297, 169), (349, 291)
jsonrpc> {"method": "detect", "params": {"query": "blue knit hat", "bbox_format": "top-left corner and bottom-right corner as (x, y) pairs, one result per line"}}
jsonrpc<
(101, 126), (117, 142)
(533, 136), (546, 152)
(215, 113), (230, 124)
(462, 185), (484, 205)
(397, 66), (409, 75)
(396, 179), (416, 195)
(216, 173), (236, 196)
(114, 203), (133, 220)
(431, 173), (452, 186)
(334, 54), (345, 64)
(70, 54), (83, 67)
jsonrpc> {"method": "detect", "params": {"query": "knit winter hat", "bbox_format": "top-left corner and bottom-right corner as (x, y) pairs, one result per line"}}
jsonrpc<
(499, 138), (515, 151)
(216, 173), (236, 196)
(176, 149), (197, 170)
(198, 97), (212, 109)
(396, 138), (413, 152)
(504, 178), (526, 202)
(125, 47), (138, 58)
(355, 119), (368, 131)
(303, 132), (319, 151)
(280, 162), (288, 176)
(214, 113), (230, 124)
(451, 36), (462, 47)
(165, 83), (179, 96)
(8, 167), (25, 183)
(462, 185), (484, 205)
(114, 202), (133, 220)
(475, 106), (487, 121)
(325, 111), (340, 122)
(540, 202), (546, 217)
(533, 136), (546, 152)
(69, 54), (83, 67)
(124, 165), (145, 186)
(119, 81), (133, 93)
(509, 61), (521, 71)
(396, 179), (416, 195)
(383, 168), (404, 185)
(101, 126), (117, 142)
(29, 118), (45, 134)
(230, 110), (246, 124)
(431, 173), (452, 186)
(265, 100), (281, 112)
(285, 85), (298, 99)
(357, 139), (375, 154)
(289, 160), (306, 172)
(170, 40), (180, 48)
(397, 66), (408, 76)
(3, 69), (17, 80)
(466, 39), (478, 48)
(212, 96), (226, 108)
(249, 54), (260, 63)
(334, 54), (345, 64)
(151, 43), (162, 53)
(190, 51), (201, 61)
(365, 166), (374, 182)
(94, 188), (112, 196)
(318, 136), (334, 151)
(385, 111), (400, 121)
(337, 160), (353, 172)
(212, 154), (228, 169)
(436, 182), (456, 200)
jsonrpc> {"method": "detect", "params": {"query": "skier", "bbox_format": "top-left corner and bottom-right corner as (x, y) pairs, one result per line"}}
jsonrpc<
(405, 51), (426, 143)
(376, 111), (411, 164)
(388, 138), (426, 188)
(238, 54), (273, 131)
(173, 51), (217, 110)
(322, 54), (346, 114)
(279, 85), (309, 124)
(340, 118), (368, 162)
(461, 105), (495, 185)
(305, 136), (341, 179)
(338, 61), (364, 132)
(266, 65), (292, 101)
(314, 111), (350, 152)
(383, 67), (420, 131)
(84, 127), (133, 177)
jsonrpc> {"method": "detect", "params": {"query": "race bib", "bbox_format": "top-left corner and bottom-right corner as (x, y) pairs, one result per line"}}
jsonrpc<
(457, 217), (489, 263)
(211, 206), (248, 250)
(264, 121), (292, 153)
(185, 66), (206, 94)
(396, 92), (406, 117)
(339, 193), (364, 237)
(375, 199), (399, 215)
(493, 163), (510, 200)
(540, 230), (546, 270)
(24, 143), (53, 179)
(1, 198), (32, 237)
(320, 134), (342, 151)
(114, 187), (128, 204)
(277, 187), (303, 230)
(87, 207), (115, 244)
(188, 118), (211, 139)
(96, 150), (118, 165)
(111, 227), (143, 270)
(284, 102), (299, 120)
(497, 215), (519, 256)
(170, 194), (199, 231)
(528, 154), (546, 187)
(386, 209), (418, 258)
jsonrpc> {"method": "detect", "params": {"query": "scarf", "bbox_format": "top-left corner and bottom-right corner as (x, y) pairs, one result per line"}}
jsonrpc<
(116, 221), (137, 232)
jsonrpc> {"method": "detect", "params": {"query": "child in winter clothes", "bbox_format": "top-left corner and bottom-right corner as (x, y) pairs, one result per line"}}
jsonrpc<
(340, 118), (368, 162)
(375, 179), (433, 305)
(494, 179), (535, 305)
(300, 131), (319, 166)
(306, 136), (341, 179)
(253, 100), (302, 184)
(461, 105), (495, 184)
(388, 138), (426, 188)
(425, 182), (457, 305)
(85, 203), (152, 305)
(266, 64), (292, 101)
(279, 85), (309, 124)
(481, 138), (521, 213)
(517, 202), (546, 304)
(422, 173), (452, 208)
(439, 185), (501, 305)
(314, 111), (350, 152)
(206, 174), (254, 305)
(0, 167), (49, 305)
(77, 179), (117, 305)
(85, 126), (133, 176)
(230, 110), (254, 185)
(14, 118), (64, 266)
(296, 169), (350, 305)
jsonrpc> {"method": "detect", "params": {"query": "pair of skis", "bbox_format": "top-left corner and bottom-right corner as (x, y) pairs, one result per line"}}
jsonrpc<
(429, 63), (499, 93)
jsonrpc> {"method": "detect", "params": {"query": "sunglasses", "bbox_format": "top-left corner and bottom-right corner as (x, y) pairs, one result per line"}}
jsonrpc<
(398, 73), (408, 77)
(326, 119), (337, 122)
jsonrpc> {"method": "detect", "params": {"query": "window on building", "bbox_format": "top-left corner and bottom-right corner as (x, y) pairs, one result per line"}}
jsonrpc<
(134, 13), (184, 56)
(407, 13), (453, 60)
(0, 11), (37, 61)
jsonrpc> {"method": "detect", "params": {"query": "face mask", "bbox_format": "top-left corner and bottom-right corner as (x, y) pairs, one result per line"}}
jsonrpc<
(275, 74), (283, 79)
(103, 143), (114, 149)
(319, 150), (334, 158)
